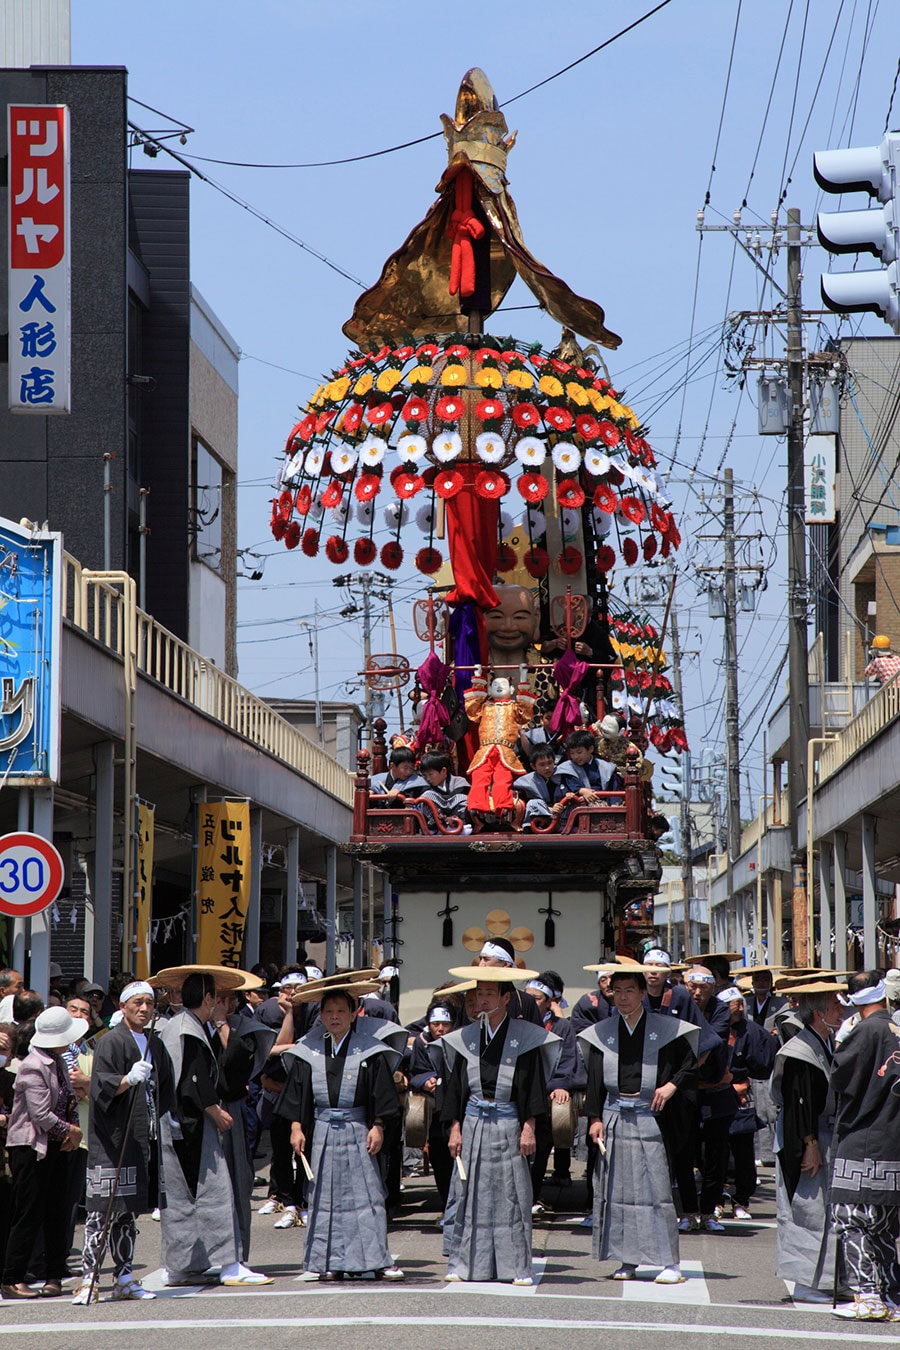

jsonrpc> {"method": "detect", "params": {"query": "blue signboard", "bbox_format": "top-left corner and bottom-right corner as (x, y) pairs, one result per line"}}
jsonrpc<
(0, 516), (62, 783)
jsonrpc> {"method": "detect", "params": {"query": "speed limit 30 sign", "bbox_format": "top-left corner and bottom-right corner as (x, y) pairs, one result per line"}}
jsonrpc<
(0, 832), (65, 917)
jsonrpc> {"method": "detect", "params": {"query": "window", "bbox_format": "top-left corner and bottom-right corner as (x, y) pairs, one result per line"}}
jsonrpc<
(192, 437), (223, 573)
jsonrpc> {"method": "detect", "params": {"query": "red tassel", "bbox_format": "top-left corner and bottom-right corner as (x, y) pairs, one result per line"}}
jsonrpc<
(447, 169), (485, 299)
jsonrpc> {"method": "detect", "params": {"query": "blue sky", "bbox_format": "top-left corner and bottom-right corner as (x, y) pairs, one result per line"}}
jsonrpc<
(74, 0), (900, 818)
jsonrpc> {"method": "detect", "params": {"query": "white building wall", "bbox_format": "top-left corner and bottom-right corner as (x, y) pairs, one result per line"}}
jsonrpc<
(0, 0), (70, 65)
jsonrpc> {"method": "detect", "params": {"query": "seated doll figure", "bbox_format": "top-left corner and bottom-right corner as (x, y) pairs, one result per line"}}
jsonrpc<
(551, 729), (622, 829)
(464, 665), (535, 828)
(414, 752), (471, 833)
(512, 746), (559, 830)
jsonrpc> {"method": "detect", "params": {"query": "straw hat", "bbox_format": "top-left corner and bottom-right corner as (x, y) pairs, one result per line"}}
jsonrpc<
(447, 966), (540, 983)
(784, 980), (848, 996)
(683, 952), (743, 965)
(149, 964), (244, 991)
(290, 974), (381, 1005)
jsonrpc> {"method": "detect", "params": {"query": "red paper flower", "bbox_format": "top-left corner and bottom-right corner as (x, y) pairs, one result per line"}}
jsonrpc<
(415, 547), (442, 575)
(342, 403), (364, 434)
(372, 346), (390, 363)
(321, 480), (343, 509)
(401, 396), (429, 423)
(543, 406), (574, 433)
(643, 535), (658, 561)
(366, 401), (393, 426)
(557, 479), (586, 509)
(294, 485), (312, 516)
(435, 395), (464, 422)
(660, 537), (672, 558)
(523, 546), (550, 578)
(395, 470), (424, 499)
(598, 422), (621, 448)
(445, 343), (469, 360)
(474, 398), (504, 422)
(512, 402), (540, 429)
(315, 409), (337, 434)
(593, 484), (619, 514)
(301, 528), (319, 557)
(417, 342), (439, 360)
(622, 537), (639, 566)
(607, 464), (624, 485)
(278, 489), (294, 521)
(271, 515), (286, 542)
(596, 544), (617, 573)
(392, 345), (415, 361)
(496, 543), (517, 572)
(637, 437), (656, 467)
(550, 358), (573, 375)
(474, 470), (510, 500)
(284, 420), (305, 456)
(500, 349), (524, 365)
(354, 474), (381, 502)
(620, 496), (646, 525)
(575, 414), (601, 441)
(558, 546), (583, 575)
(474, 347), (500, 364)
(325, 535), (349, 564)
(354, 538), (377, 565)
(434, 471), (463, 499)
(380, 541), (404, 570)
(298, 412), (317, 442)
(650, 503), (670, 533)
(528, 352), (548, 369)
(284, 521), (301, 550)
(518, 472), (549, 503)
(667, 522), (682, 549)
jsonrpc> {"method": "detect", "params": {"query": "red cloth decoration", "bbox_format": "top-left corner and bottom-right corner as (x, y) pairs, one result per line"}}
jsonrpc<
(415, 547), (442, 574)
(416, 653), (452, 749)
(447, 168), (486, 298)
(325, 535), (348, 563)
(444, 461), (499, 608)
(381, 541), (404, 570)
(518, 472), (549, 503)
(354, 538), (377, 565)
(549, 649), (590, 739)
(598, 423), (621, 447)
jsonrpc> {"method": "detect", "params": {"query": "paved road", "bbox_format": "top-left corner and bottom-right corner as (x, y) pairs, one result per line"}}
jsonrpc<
(9, 1165), (900, 1349)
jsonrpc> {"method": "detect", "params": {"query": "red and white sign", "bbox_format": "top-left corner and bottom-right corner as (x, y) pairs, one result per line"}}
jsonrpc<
(0, 832), (65, 917)
(7, 104), (70, 414)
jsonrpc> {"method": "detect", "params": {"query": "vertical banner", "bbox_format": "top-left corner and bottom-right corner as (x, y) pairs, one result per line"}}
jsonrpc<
(195, 801), (251, 968)
(804, 435), (836, 523)
(8, 105), (71, 413)
(135, 802), (155, 981)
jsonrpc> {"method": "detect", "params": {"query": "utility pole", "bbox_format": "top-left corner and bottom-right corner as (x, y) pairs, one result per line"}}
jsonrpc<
(786, 206), (811, 962)
(669, 601), (693, 948)
(723, 468), (742, 898)
(360, 572), (373, 748)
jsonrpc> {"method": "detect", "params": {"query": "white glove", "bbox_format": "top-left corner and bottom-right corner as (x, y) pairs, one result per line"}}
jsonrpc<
(473, 663), (482, 679)
(518, 664), (528, 687)
(126, 1059), (152, 1086)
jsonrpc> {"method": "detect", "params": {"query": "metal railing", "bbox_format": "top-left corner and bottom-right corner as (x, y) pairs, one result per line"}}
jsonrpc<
(817, 669), (900, 786)
(738, 789), (790, 855)
(62, 554), (354, 808)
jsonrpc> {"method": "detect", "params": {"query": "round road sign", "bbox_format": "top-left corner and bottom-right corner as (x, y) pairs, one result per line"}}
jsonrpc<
(0, 832), (65, 918)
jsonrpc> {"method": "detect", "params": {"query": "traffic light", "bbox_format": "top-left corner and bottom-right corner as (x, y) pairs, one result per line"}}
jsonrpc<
(658, 756), (686, 799)
(656, 814), (681, 852)
(813, 133), (900, 332)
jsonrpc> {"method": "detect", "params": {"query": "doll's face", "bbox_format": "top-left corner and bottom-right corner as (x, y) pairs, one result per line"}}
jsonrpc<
(485, 585), (538, 653)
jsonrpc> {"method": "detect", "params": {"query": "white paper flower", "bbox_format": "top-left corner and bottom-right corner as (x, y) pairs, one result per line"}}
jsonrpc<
(499, 508), (514, 535)
(329, 446), (358, 476)
(359, 436), (386, 467)
(329, 498), (351, 525)
(433, 431), (462, 463)
(526, 508), (547, 538)
(356, 501), (375, 525)
(561, 508), (580, 540)
(384, 501), (408, 529)
(397, 433), (427, 464)
(551, 441), (581, 474)
(307, 495), (325, 522)
(592, 508), (612, 536)
(514, 436), (546, 466)
(475, 431), (506, 464)
(584, 448), (611, 478)
(304, 447), (324, 477)
(632, 467), (658, 496)
(283, 452), (304, 484)
(416, 503), (437, 533)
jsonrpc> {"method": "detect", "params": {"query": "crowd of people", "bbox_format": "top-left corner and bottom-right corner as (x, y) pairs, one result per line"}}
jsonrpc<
(2, 947), (900, 1320)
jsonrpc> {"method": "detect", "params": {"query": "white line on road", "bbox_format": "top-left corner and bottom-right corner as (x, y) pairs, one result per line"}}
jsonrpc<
(619, 1259), (710, 1305)
(1, 1316), (899, 1340)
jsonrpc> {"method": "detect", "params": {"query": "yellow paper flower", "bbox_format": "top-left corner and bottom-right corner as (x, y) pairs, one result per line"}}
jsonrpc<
(407, 364), (434, 385)
(310, 384), (326, 407)
(325, 376), (351, 402)
(506, 369), (534, 390)
(441, 364), (467, 387)
(354, 372), (374, 397)
(588, 389), (611, 413)
(376, 368), (403, 394)
(608, 399), (628, 421)
(475, 367), (503, 389)
(632, 644), (646, 663)
(566, 381), (590, 407)
(627, 410), (641, 429)
(538, 375), (564, 399)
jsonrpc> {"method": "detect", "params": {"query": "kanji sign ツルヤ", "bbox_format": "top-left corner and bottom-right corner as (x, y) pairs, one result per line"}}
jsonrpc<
(195, 801), (251, 968)
(8, 105), (71, 414)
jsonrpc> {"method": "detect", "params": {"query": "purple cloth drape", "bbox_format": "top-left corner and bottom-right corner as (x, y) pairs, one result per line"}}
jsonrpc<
(549, 648), (589, 740)
(449, 601), (483, 699)
(416, 652), (451, 748)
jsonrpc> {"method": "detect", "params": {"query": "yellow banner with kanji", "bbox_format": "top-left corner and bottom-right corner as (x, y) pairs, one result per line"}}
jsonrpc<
(195, 801), (251, 968)
(135, 802), (155, 981)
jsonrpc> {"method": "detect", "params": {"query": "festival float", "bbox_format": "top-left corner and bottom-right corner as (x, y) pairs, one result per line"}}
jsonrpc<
(268, 70), (687, 990)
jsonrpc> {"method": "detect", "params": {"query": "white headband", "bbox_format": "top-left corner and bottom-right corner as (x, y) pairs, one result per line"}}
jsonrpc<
(716, 986), (744, 1003)
(526, 980), (555, 1002)
(644, 949), (671, 967)
(846, 979), (887, 1007)
(686, 971), (715, 986)
(429, 1007), (453, 1024)
(120, 981), (154, 1004)
(280, 973), (307, 987)
(380, 966), (400, 981)
(480, 941), (515, 965)
(305, 966), (324, 981)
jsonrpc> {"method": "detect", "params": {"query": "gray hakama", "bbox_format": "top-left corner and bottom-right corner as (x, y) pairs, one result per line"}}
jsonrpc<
(217, 1014), (275, 1262)
(771, 1027), (837, 1289)
(580, 1016), (699, 1269)
(157, 1010), (241, 1281)
(283, 1025), (399, 1276)
(441, 1020), (560, 1283)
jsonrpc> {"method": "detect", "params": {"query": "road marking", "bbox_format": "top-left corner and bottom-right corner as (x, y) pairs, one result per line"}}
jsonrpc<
(443, 1257), (547, 1294)
(1, 1316), (899, 1339)
(619, 1259), (710, 1304)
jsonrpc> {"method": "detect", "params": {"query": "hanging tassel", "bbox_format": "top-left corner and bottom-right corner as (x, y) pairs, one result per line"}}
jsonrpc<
(438, 896), (459, 947)
(539, 896), (560, 948)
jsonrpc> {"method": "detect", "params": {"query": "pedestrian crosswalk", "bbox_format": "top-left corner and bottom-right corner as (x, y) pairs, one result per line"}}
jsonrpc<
(619, 1259), (711, 1304)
